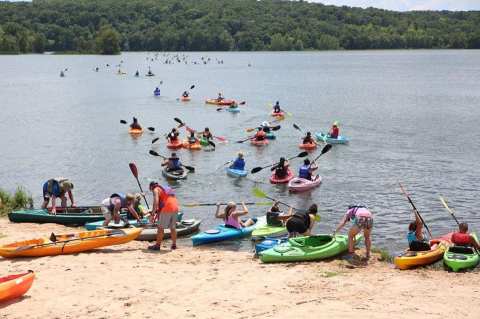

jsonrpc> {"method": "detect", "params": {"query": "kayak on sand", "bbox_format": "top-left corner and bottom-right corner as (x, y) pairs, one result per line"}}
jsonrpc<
(443, 233), (479, 272)
(315, 132), (349, 144)
(0, 271), (35, 303)
(288, 175), (322, 192)
(255, 237), (288, 255)
(252, 224), (287, 240)
(84, 213), (183, 231)
(269, 169), (294, 184)
(137, 219), (201, 241)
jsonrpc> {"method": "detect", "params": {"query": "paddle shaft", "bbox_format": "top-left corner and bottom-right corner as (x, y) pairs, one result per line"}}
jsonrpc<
(399, 184), (432, 238)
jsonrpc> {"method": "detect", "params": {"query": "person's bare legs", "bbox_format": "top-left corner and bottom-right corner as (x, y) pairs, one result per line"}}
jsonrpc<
(60, 196), (67, 208)
(156, 226), (164, 247)
(364, 228), (372, 259)
(170, 225), (177, 249)
(348, 225), (360, 254)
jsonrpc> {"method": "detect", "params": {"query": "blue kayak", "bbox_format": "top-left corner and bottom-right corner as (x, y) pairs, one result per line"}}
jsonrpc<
(84, 212), (183, 230)
(226, 107), (240, 113)
(191, 217), (266, 246)
(226, 167), (247, 177)
(255, 237), (288, 255)
(315, 132), (349, 144)
(265, 132), (276, 140)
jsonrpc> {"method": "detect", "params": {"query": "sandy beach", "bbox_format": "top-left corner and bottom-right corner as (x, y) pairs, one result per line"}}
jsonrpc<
(1, 218), (479, 319)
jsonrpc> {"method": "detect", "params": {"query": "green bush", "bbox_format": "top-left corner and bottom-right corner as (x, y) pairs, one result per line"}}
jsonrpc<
(0, 187), (33, 216)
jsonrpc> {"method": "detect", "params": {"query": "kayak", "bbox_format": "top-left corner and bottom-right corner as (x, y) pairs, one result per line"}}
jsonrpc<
(252, 223), (287, 240)
(250, 139), (269, 147)
(444, 234), (479, 272)
(288, 175), (322, 192)
(180, 96), (191, 102)
(84, 213), (183, 231)
(299, 143), (316, 150)
(191, 217), (266, 246)
(269, 169), (294, 184)
(265, 132), (276, 140)
(271, 111), (284, 118)
(315, 132), (349, 144)
(8, 207), (126, 226)
(183, 140), (202, 150)
(205, 99), (235, 106)
(162, 168), (187, 180)
(137, 219), (201, 241)
(260, 234), (362, 263)
(167, 139), (183, 150)
(0, 271), (35, 303)
(226, 107), (240, 113)
(129, 128), (143, 135)
(255, 237), (288, 255)
(0, 228), (141, 258)
(394, 234), (452, 270)
(226, 167), (248, 178)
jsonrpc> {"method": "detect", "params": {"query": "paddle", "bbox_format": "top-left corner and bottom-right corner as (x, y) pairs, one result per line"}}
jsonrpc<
(149, 150), (195, 172)
(399, 183), (432, 238)
(293, 123), (303, 133)
(252, 187), (300, 211)
(214, 136), (227, 142)
(236, 135), (254, 143)
(216, 101), (246, 111)
(120, 120), (155, 132)
(251, 151), (308, 174)
(151, 137), (160, 144)
(312, 144), (332, 163)
(129, 163), (150, 209)
(174, 117), (185, 128)
(183, 201), (272, 208)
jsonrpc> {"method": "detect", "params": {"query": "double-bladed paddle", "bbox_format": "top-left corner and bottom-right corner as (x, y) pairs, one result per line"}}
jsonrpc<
(183, 201), (272, 208)
(250, 151), (308, 174)
(246, 125), (281, 133)
(399, 183), (432, 238)
(252, 187), (301, 211)
(149, 150), (195, 172)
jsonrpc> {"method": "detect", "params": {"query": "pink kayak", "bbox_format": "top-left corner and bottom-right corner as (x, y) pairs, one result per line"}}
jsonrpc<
(288, 175), (322, 192)
(269, 169), (294, 184)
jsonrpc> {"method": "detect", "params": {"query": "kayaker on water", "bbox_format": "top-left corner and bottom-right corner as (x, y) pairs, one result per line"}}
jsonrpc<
(167, 128), (180, 142)
(217, 92), (224, 102)
(328, 122), (339, 139)
(335, 205), (373, 260)
(229, 101), (239, 109)
(200, 127), (213, 141)
(41, 178), (75, 215)
(135, 70), (139, 77)
(215, 202), (255, 229)
(302, 132), (316, 145)
(130, 117), (142, 130)
(260, 121), (271, 133)
(188, 131), (199, 144)
(148, 182), (179, 251)
(253, 127), (266, 141)
(273, 101), (281, 114)
(230, 152), (245, 171)
(273, 157), (289, 179)
(154, 87), (160, 96)
(298, 159), (318, 181)
(162, 153), (183, 173)
(451, 223), (480, 250)
(407, 212), (430, 251)
(101, 193), (141, 226)
(182, 91), (189, 98)
(276, 204), (319, 237)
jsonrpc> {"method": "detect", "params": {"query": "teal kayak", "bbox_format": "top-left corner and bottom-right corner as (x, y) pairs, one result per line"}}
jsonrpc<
(226, 167), (247, 177)
(265, 132), (276, 140)
(260, 234), (362, 263)
(444, 234), (479, 272)
(226, 107), (240, 113)
(84, 212), (184, 231)
(315, 132), (349, 144)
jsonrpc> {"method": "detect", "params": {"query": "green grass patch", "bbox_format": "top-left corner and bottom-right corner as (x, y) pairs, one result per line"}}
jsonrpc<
(321, 271), (341, 278)
(372, 247), (394, 263)
(0, 187), (33, 217)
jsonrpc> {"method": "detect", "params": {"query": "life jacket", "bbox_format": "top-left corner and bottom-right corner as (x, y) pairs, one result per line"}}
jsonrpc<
(169, 158), (181, 170)
(109, 193), (127, 211)
(232, 158), (245, 170)
(330, 127), (339, 138)
(292, 211), (310, 229)
(298, 165), (311, 179)
(452, 232), (471, 246)
(152, 185), (176, 212)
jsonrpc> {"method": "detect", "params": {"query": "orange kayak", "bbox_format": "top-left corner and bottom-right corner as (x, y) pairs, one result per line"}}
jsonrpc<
(0, 228), (141, 258)
(299, 143), (317, 150)
(183, 140), (202, 150)
(0, 271), (35, 303)
(167, 139), (183, 149)
(180, 96), (191, 102)
(129, 128), (143, 135)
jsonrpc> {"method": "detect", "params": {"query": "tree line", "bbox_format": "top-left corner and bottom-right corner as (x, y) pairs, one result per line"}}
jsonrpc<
(0, 0), (479, 54)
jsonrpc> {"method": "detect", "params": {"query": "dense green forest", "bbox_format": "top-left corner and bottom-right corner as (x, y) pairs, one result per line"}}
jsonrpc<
(1, 0), (480, 54)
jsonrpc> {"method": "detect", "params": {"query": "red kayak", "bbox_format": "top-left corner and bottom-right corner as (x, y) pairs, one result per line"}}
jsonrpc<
(0, 271), (35, 303)
(251, 139), (269, 147)
(270, 169), (294, 184)
(167, 139), (183, 150)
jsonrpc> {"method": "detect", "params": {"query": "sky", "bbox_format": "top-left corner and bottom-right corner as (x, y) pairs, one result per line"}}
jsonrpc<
(312, 0), (480, 11)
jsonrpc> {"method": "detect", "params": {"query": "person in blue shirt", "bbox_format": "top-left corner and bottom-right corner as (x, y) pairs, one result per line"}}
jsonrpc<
(230, 153), (245, 171)
(407, 212), (430, 251)
(154, 87), (160, 96)
(162, 153), (183, 172)
(298, 159), (318, 181)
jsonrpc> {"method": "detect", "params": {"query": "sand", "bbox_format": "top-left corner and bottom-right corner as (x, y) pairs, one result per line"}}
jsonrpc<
(1, 218), (479, 319)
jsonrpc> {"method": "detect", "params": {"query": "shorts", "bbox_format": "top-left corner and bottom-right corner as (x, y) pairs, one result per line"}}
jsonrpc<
(157, 213), (176, 229)
(354, 216), (373, 230)
(42, 180), (60, 200)
(286, 217), (308, 234)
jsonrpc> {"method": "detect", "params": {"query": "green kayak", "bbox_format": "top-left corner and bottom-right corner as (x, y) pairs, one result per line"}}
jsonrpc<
(260, 234), (362, 263)
(252, 224), (286, 240)
(200, 137), (210, 146)
(8, 207), (126, 226)
(444, 234), (479, 272)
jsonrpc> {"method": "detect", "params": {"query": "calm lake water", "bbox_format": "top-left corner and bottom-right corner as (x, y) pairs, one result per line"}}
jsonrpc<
(1, 50), (479, 253)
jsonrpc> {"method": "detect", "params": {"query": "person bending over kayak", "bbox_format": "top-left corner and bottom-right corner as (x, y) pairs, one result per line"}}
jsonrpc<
(215, 202), (255, 229)
(130, 117), (142, 130)
(274, 157), (289, 179)
(148, 182), (179, 251)
(328, 122), (339, 139)
(266, 201), (292, 227)
(298, 159), (318, 181)
(273, 101), (281, 114)
(162, 153), (183, 173)
(407, 212), (431, 251)
(217, 92), (224, 102)
(230, 152), (245, 170)
(132, 193), (149, 220)
(167, 128), (180, 142)
(335, 205), (373, 259)
(276, 204), (319, 237)
(41, 178), (75, 215)
(254, 127), (267, 141)
(101, 193), (140, 226)
(451, 222), (480, 250)
(182, 91), (189, 98)
(303, 132), (316, 145)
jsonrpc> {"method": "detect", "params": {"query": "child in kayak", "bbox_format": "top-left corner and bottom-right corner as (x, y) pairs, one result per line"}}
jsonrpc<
(215, 202), (255, 229)
(162, 153), (183, 173)
(335, 205), (373, 259)
(302, 132), (316, 145)
(254, 127), (267, 141)
(328, 122), (339, 139)
(230, 153), (245, 170)
(276, 204), (319, 237)
(451, 223), (480, 249)
(41, 178), (75, 215)
(298, 159), (318, 181)
(266, 202), (292, 227)
(407, 212), (431, 251)
(130, 117), (142, 130)
(167, 128), (180, 142)
(101, 193), (141, 226)
(273, 157), (289, 178)
(273, 101), (281, 114)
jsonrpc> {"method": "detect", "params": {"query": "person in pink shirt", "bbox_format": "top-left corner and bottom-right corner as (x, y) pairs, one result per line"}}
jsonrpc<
(215, 202), (255, 229)
(335, 205), (373, 259)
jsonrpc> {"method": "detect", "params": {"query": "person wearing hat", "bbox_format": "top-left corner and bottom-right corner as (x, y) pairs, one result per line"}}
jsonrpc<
(229, 152), (246, 171)
(328, 122), (339, 139)
(215, 202), (255, 229)
(162, 153), (183, 173)
(148, 182), (179, 251)
(276, 204), (320, 237)
(41, 178), (75, 215)
(101, 193), (140, 226)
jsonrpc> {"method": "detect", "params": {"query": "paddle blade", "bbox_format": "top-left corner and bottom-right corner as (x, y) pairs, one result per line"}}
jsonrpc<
(298, 151), (309, 158)
(214, 136), (226, 142)
(147, 127), (155, 132)
(183, 165), (195, 173)
(252, 187), (267, 199)
(190, 85), (195, 89)
(293, 123), (301, 131)
(174, 117), (184, 125)
(149, 150), (160, 157)
(216, 107), (223, 111)
(208, 141), (216, 148)
(120, 120), (127, 124)
(251, 167), (263, 174)
(239, 101), (246, 105)
(271, 125), (281, 131)
(129, 163), (139, 178)
(151, 137), (160, 144)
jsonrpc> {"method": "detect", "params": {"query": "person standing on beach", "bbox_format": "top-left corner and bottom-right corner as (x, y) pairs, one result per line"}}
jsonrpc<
(148, 182), (178, 251)
(335, 205), (373, 260)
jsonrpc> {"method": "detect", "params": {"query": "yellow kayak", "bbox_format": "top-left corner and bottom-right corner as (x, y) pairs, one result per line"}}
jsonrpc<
(0, 228), (141, 258)
(394, 234), (452, 270)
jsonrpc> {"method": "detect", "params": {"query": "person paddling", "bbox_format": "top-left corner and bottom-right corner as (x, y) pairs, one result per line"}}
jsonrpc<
(162, 153), (183, 173)
(298, 159), (318, 181)
(41, 178), (75, 215)
(187, 131), (199, 144)
(154, 87), (160, 96)
(451, 223), (480, 250)
(215, 202), (255, 229)
(302, 132), (316, 145)
(182, 91), (189, 98)
(273, 101), (281, 114)
(130, 117), (142, 130)
(260, 121), (272, 133)
(167, 128), (180, 143)
(254, 127), (266, 141)
(328, 122), (339, 139)
(335, 205), (373, 260)
(273, 157), (289, 179)
(216, 92), (224, 102)
(407, 212), (430, 251)
(135, 70), (139, 77)
(101, 193), (140, 226)
(230, 152), (245, 171)
(200, 127), (213, 142)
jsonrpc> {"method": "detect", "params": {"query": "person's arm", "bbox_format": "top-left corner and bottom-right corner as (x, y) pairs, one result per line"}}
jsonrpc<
(414, 212), (424, 240)
(215, 204), (224, 219)
(68, 190), (75, 207)
(233, 202), (249, 217)
(161, 160), (168, 167)
(277, 208), (294, 221)
(335, 214), (348, 233)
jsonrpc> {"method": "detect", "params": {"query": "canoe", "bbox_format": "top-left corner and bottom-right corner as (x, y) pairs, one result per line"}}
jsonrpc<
(394, 234), (452, 270)
(162, 168), (187, 180)
(191, 217), (266, 246)
(259, 234), (362, 263)
(444, 234), (479, 272)
(137, 219), (201, 241)
(288, 175), (322, 192)
(167, 139), (183, 150)
(255, 237), (288, 255)
(265, 132), (276, 140)
(84, 212), (183, 231)
(183, 140), (202, 150)
(226, 107), (240, 113)
(0, 271), (35, 303)
(315, 132), (349, 144)
(129, 128), (143, 135)
(271, 111), (284, 118)
(180, 96), (191, 102)
(299, 143), (316, 150)
(252, 224), (287, 240)
(8, 207), (126, 226)
(205, 99), (235, 106)
(226, 167), (247, 178)
(250, 139), (269, 147)
(0, 228), (142, 258)
(269, 169), (294, 184)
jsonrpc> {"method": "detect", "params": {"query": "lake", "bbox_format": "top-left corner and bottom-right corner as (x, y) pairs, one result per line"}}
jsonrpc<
(1, 50), (479, 253)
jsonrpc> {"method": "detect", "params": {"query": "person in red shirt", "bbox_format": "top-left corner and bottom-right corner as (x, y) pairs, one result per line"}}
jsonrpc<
(254, 127), (266, 141)
(329, 122), (339, 139)
(451, 222), (480, 249)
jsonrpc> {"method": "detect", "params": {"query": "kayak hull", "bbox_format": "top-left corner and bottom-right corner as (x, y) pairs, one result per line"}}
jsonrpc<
(252, 224), (287, 240)
(162, 168), (187, 180)
(443, 234), (479, 272)
(265, 132), (276, 140)
(288, 176), (322, 192)
(250, 139), (269, 147)
(226, 167), (248, 178)
(270, 170), (294, 184)
(84, 213), (184, 231)
(299, 143), (316, 150)
(255, 237), (288, 255)
(0, 271), (35, 303)
(137, 219), (201, 241)
(180, 97), (191, 102)
(271, 111), (284, 118)
(226, 107), (240, 113)
(205, 99), (235, 106)
(183, 140), (202, 150)
(129, 128), (143, 135)
(315, 132), (349, 144)
(394, 234), (452, 270)
(167, 140), (183, 150)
